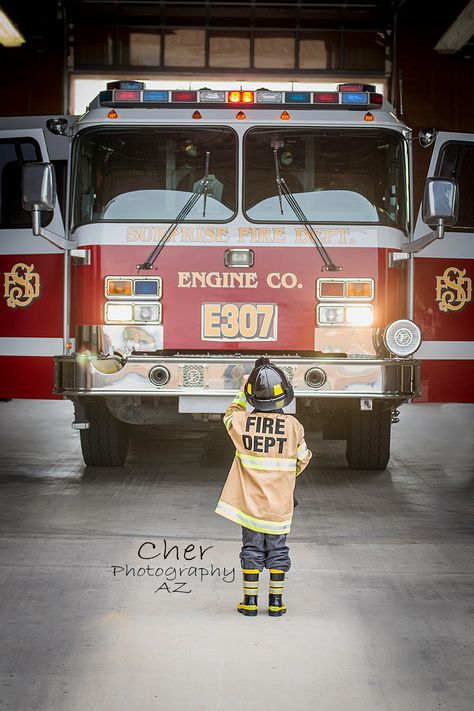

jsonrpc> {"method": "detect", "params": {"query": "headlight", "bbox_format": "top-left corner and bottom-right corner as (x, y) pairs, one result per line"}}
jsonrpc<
(133, 303), (161, 323)
(317, 304), (373, 326)
(318, 305), (344, 324)
(105, 302), (162, 324)
(384, 319), (421, 356)
(345, 305), (373, 326)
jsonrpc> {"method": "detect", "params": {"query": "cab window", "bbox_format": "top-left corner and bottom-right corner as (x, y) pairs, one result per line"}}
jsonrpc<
(437, 142), (474, 230)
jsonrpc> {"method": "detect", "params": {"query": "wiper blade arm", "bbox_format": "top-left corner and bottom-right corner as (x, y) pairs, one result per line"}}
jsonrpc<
(273, 149), (342, 272)
(137, 151), (211, 271)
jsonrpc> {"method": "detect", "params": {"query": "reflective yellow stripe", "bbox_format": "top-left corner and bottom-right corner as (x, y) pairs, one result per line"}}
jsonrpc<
(297, 442), (308, 459)
(224, 414), (233, 431)
(269, 569), (285, 574)
(242, 569), (260, 574)
(269, 605), (286, 612)
(215, 500), (292, 534)
(233, 392), (247, 407)
(238, 603), (258, 611)
(235, 450), (296, 472)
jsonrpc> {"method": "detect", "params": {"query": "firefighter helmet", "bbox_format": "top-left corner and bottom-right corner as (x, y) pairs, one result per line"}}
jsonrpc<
(245, 357), (294, 411)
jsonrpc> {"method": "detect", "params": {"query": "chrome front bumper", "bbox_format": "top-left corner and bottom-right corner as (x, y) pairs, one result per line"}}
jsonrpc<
(55, 353), (420, 404)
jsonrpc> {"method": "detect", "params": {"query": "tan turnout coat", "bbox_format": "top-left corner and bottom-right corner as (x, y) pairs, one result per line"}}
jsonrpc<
(215, 392), (312, 534)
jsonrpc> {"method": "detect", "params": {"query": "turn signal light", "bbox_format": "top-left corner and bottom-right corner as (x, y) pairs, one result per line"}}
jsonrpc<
(346, 281), (372, 298)
(107, 279), (133, 296)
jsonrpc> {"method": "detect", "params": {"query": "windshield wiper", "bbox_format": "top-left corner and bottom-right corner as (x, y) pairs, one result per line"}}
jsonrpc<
(137, 151), (211, 271)
(273, 149), (342, 272)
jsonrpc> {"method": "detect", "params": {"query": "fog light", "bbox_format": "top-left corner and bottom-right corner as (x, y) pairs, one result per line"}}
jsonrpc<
(384, 319), (421, 357)
(149, 366), (170, 387)
(305, 367), (326, 388)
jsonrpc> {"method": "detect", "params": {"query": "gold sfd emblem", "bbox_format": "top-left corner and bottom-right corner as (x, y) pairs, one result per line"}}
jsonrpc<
(435, 267), (472, 313)
(4, 263), (41, 309)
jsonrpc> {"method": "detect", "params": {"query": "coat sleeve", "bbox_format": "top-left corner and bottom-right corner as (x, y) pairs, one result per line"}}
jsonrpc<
(295, 422), (312, 476)
(223, 390), (247, 433)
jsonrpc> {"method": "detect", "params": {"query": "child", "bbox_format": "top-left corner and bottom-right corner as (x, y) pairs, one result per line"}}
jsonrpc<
(215, 357), (312, 617)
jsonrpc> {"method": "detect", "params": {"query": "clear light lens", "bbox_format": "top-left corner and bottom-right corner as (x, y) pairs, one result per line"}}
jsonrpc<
(256, 90), (283, 103)
(224, 249), (254, 267)
(105, 303), (133, 323)
(384, 319), (421, 356)
(345, 305), (373, 326)
(199, 90), (226, 102)
(133, 303), (161, 323)
(318, 305), (344, 324)
(107, 279), (133, 296)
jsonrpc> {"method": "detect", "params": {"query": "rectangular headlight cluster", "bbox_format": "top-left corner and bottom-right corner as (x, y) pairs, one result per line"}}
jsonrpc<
(104, 276), (162, 324)
(317, 304), (374, 327)
(317, 278), (374, 301)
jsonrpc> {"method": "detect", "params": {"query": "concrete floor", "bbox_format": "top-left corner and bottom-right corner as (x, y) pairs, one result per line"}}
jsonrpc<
(0, 400), (473, 711)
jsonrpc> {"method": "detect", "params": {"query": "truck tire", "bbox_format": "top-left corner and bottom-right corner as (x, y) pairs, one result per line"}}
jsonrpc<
(80, 400), (129, 466)
(345, 404), (391, 471)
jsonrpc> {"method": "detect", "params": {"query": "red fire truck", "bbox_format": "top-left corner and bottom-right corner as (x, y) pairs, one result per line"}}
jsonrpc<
(1, 82), (472, 468)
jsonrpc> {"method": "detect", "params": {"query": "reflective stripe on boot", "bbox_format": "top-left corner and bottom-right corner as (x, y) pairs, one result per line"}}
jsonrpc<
(238, 569), (259, 616)
(268, 569), (286, 616)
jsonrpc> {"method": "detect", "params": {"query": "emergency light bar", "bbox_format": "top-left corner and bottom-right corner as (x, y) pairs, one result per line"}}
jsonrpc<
(98, 81), (384, 109)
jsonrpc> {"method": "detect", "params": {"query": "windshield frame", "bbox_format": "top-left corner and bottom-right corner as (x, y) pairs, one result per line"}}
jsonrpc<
(70, 124), (239, 231)
(243, 126), (409, 233)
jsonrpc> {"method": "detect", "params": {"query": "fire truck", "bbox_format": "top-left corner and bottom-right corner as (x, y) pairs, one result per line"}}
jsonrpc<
(1, 81), (472, 469)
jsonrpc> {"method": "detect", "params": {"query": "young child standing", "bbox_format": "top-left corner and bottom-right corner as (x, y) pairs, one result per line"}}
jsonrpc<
(215, 357), (312, 617)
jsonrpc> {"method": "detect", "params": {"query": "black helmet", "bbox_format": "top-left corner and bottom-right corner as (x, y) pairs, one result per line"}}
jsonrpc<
(245, 357), (294, 411)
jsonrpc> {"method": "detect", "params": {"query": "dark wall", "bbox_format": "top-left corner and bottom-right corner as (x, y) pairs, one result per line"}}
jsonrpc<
(395, 0), (474, 206)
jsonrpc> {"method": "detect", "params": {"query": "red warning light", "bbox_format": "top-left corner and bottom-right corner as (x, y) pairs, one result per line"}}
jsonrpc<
(242, 91), (254, 103)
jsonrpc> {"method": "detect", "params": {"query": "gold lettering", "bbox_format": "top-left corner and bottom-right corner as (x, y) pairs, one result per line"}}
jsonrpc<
(191, 272), (207, 288)
(207, 272), (222, 288)
(295, 228), (309, 243)
(126, 226), (139, 242)
(244, 273), (258, 289)
(216, 227), (229, 242)
(273, 227), (286, 243)
(177, 272), (191, 288)
(267, 273), (281, 289)
(238, 227), (252, 242)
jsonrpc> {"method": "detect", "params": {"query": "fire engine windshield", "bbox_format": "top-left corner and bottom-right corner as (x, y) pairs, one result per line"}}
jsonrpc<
(244, 128), (408, 230)
(72, 127), (237, 226)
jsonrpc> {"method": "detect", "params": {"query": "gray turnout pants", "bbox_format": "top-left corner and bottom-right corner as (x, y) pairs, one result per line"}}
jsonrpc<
(240, 527), (291, 572)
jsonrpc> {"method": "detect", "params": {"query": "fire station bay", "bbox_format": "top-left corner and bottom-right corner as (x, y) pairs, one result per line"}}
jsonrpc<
(0, 2), (473, 710)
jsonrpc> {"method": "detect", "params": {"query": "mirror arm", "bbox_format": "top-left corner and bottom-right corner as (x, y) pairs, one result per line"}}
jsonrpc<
(31, 206), (75, 251)
(403, 219), (444, 254)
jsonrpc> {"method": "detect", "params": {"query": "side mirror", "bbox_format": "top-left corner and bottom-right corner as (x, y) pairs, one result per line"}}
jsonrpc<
(418, 128), (437, 148)
(22, 162), (56, 235)
(422, 177), (458, 227)
(46, 117), (68, 135)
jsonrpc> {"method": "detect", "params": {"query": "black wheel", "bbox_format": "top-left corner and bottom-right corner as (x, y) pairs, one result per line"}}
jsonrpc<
(345, 403), (391, 471)
(79, 399), (129, 466)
